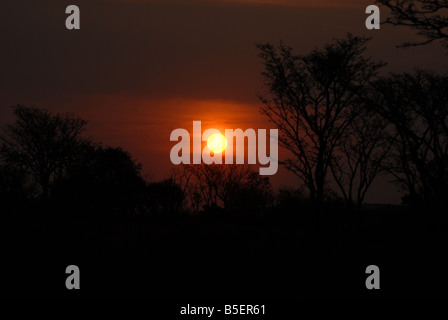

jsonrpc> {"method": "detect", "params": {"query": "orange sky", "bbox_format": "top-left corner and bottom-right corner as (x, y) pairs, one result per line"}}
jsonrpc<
(1, 0), (447, 203)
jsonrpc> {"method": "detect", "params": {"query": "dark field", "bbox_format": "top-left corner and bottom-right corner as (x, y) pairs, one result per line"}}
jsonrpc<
(3, 203), (447, 300)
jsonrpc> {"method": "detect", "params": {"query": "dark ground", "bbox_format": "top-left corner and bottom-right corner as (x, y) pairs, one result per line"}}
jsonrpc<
(1, 203), (448, 300)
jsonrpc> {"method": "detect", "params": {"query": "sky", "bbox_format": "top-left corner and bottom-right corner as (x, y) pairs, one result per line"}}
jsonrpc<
(1, 0), (447, 203)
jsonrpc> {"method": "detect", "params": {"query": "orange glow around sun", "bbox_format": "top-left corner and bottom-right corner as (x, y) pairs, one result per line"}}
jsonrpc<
(207, 133), (228, 153)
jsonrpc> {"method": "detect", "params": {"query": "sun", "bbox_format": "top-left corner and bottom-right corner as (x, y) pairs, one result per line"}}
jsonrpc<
(207, 133), (228, 153)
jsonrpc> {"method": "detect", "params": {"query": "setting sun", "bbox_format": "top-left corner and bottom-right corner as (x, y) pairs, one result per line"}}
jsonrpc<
(207, 133), (228, 153)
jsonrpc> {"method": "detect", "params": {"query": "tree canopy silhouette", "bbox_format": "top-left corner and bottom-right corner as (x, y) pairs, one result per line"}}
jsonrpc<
(170, 164), (272, 214)
(54, 145), (147, 215)
(257, 34), (384, 204)
(330, 106), (391, 209)
(372, 70), (448, 206)
(377, 0), (448, 48)
(146, 178), (185, 215)
(0, 105), (89, 200)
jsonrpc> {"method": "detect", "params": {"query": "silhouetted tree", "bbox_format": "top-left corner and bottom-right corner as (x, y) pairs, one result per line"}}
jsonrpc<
(54, 146), (147, 215)
(225, 171), (273, 215)
(146, 179), (185, 215)
(0, 164), (34, 204)
(170, 164), (271, 213)
(330, 106), (391, 209)
(372, 70), (448, 205)
(0, 105), (89, 200)
(257, 34), (384, 203)
(377, 0), (448, 48)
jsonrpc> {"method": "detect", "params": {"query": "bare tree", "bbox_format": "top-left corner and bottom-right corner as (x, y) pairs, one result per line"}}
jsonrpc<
(372, 70), (448, 205)
(169, 164), (270, 213)
(377, 0), (448, 48)
(257, 34), (384, 203)
(330, 106), (391, 209)
(0, 105), (89, 199)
